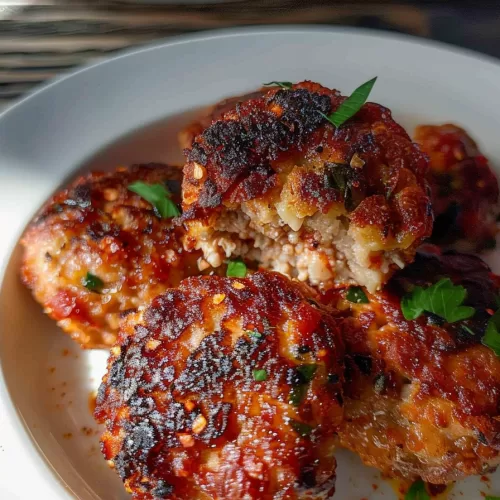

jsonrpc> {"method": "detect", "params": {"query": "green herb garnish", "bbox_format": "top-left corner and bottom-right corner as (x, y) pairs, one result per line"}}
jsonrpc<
(296, 364), (318, 382)
(483, 309), (500, 356)
(247, 330), (262, 339)
(226, 259), (247, 278)
(128, 181), (180, 218)
(346, 286), (369, 304)
(82, 272), (104, 292)
(289, 384), (308, 406)
(401, 278), (475, 323)
(405, 480), (430, 500)
(263, 81), (293, 89)
(289, 419), (313, 437)
(321, 77), (377, 128)
(253, 369), (268, 382)
(485, 496), (500, 500)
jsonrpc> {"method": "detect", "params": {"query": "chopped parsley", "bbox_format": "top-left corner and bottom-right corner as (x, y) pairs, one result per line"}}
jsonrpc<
(289, 384), (308, 406)
(296, 364), (317, 382)
(82, 272), (104, 292)
(247, 330), (262, 339)
(253, 369), (268, 382)
(289, 419), (313, 437)
(128, 181), (180, 218)
(405, 480), (430, 500)
(226, 259), (247, 278)
(346, 286), (369, 304)
(485, 496), (500, 500)
(321, 77), (377, 128)
(263, 81), (293, 89)
(289, 364), (318, 406)
(400, 278), (475, 323)
(483, 309), (500, 356)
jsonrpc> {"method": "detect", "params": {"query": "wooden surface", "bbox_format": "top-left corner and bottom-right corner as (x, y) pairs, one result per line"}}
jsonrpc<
(0, 2), (499, 109)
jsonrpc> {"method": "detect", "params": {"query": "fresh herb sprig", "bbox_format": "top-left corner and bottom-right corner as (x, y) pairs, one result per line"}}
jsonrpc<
(289, 419), (313, 437)
(483, 309), (500, 356)
(82, 272), (104, 292)
(128, 181), (180, 218)
(226, 259), (247, 278)
(321, 77), (377, 128)
(346, 286), (369, 304)
(401, 278), (475, 323)
(405, 479), (430, 500)
(263, 81), (293, 89)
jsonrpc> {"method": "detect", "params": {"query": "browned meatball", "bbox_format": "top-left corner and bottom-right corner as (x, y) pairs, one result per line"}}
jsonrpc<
(21, 164), (202, 348)
(182, 81), (432, 293)
(95, 271), (345, 499)
(322, 248), (500, 484)
(415, 124), (499, 251)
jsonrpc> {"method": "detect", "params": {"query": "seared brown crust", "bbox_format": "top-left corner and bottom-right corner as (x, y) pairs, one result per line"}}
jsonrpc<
(178, 89), (266, 150)
(21, 164), (201, 348)
(322, 248), (500, 483)
(415, 124), (499, 251)
(95, 271), (345, 499)
(182, 81), (433, 291)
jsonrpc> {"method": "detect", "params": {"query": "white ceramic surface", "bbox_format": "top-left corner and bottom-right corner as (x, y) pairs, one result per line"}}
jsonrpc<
(1, 26), (500, 500)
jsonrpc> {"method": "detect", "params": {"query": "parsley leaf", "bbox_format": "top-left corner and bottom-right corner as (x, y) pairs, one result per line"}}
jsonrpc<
(246, 330), (262, 339)
(227, 259), (247, 278)
(296, 364), (317, 382)
(289, 419), (313, 437)
(263, 81), (293, 89)
(485, 496), (500, 500)
(82, 272), (104, 292)
(289, 384), (308, 406)
(346, 286), (369, 304)
(483, 309), (500, 356)
(321, 77), (377, 128)
(405, 480), (430, 500)
(401, 278), (475, 323)
(253, 369), (268, 382)
(128, 181), (180, 218)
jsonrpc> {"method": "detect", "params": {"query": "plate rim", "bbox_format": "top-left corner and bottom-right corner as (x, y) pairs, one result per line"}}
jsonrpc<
(1, 24), (500, 499)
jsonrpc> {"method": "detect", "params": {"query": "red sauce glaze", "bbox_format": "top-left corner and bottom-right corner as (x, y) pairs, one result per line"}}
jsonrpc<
(415, 124), (499, 250)
(95, 271), (345, 499)
(322, 249), (500, 483)
(21, 164), (202, 348)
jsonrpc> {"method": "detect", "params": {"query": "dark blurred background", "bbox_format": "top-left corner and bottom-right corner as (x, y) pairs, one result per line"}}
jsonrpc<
(1, 1), (500, 110)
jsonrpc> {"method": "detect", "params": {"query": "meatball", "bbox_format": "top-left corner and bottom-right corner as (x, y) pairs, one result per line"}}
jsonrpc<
(21, 163), (201, 348)
(95, 271), (345, 499)
(322, 248), (500, 483)
(182, 81), (432, 292)
(415, 124), (499, 251)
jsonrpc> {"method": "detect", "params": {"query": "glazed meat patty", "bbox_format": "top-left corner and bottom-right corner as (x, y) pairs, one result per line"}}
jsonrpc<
(95, 271), (345, 499)
(323, 248), (500, 484)
(415, 124), (499, 251)
(21, 164), (201, 348)
(182, 81), (433, 292)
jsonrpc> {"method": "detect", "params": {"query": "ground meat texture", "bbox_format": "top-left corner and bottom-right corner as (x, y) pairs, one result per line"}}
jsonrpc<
(21, 164), (202, 349)
(182, 81), (433, 293)
(95, 271), (345, 500)
(321, 247), (500, 484)
(415, 124), (499, 251)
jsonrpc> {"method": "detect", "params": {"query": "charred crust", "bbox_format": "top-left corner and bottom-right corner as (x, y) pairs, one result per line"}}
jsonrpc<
(186, 86), (332, 207)
(96, 271), (344, 497)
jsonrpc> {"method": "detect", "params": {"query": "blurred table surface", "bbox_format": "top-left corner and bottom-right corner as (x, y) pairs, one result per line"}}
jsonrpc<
(1, 1), (500, 110)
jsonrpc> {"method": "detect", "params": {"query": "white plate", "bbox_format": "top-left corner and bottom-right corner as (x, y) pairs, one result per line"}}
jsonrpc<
(1, 26), (500, 500)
